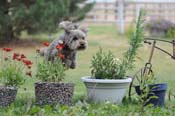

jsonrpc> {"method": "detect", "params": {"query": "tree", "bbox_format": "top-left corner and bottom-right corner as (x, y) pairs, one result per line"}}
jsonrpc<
(0, 0), (93, 41)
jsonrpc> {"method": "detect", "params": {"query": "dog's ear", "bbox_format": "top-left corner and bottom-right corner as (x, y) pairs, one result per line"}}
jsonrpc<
(59, 21), (72, 31)
(59, 21), (79, 33)
(79, 27), (88, 34)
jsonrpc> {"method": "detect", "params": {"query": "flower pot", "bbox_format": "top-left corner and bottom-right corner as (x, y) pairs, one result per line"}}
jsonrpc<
(0, 86), (18, 107)
(135, 83), (167, 107)
(35, 82), (74, 106)
(81, 76), (132, 104)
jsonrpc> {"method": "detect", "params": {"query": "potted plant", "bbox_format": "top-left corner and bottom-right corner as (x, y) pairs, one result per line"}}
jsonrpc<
(0, 48), (33, 107)
(130, 38), (169, 107)
(134, 71), (167, 107)
(35, 56), (74, 106)
(81, 10), (145, 104)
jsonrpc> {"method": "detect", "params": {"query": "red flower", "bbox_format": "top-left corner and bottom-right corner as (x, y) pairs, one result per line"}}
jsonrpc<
(13, 53), (20, 60)
(42, 42), (50, 47)
(20, 54), (26, 59)
(22, 59), (33, 66)
(16, 58), (21, 61)
(56, 43), (65, 50)
(26, 71), (32, 77)
(3, 47), (12, 52)
(58, 54), (65, 60)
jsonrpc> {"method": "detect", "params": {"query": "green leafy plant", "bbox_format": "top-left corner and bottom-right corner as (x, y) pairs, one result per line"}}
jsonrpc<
(137, 73), (157, 115)
(91, 49), (122, 79)
(0, 48), (33, 87)
(36, 58), (66, 82)
(91, 10), (145, 79)
(166, 27), (175, 38)
(0, 65), (25, 87)
(1, 98), (175, 116)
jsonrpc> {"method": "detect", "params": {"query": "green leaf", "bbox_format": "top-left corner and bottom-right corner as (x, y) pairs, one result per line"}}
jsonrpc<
(29, 106), (41, 115)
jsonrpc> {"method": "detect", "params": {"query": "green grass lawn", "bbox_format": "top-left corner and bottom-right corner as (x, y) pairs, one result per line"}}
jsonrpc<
(1, 25), (175, 115)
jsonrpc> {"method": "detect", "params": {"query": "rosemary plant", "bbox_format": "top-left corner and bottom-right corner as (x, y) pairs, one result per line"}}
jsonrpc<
(118, 10), (145, 78)
(91, 10), (145, 79)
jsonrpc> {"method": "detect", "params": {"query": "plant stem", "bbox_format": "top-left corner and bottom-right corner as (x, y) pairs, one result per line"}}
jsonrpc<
(119, 9), (145, 78)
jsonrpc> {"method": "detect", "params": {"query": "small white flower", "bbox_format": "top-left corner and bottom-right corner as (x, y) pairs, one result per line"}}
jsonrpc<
(113, 58), (121, 64)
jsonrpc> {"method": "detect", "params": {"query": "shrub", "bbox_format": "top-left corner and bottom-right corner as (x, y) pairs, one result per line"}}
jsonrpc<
(0, 0), (93, 41)
(166, 27), (175, 38)
(146, 19), (175, 36)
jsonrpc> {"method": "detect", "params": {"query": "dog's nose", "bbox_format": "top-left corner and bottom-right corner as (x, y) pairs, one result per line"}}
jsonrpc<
(80, 43), (84, 46)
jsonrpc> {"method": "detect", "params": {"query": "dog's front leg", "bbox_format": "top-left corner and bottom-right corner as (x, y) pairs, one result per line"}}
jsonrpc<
(70, 52), (77, 69)
(64, 59), (72, 69)
(63, 52), (77, 69)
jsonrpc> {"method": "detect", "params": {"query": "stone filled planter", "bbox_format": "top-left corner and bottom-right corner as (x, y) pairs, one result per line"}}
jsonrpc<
(0, 86), (18, 107)
(81, 76), (132, 104)
(35, 82), (74, 106)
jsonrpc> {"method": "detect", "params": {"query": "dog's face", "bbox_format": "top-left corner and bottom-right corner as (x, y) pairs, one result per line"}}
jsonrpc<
(65, 29), (88, 51)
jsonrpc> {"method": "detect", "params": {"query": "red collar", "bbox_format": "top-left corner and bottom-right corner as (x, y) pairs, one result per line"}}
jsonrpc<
(56, 43), (65, 50)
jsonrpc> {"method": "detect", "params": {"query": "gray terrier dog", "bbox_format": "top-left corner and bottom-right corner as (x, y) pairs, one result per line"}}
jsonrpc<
(39, 21), (88, 69)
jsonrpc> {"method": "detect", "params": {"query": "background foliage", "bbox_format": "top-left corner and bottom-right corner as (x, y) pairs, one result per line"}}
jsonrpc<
(0, 0), (93, 41)
(146, 18), (175, 38)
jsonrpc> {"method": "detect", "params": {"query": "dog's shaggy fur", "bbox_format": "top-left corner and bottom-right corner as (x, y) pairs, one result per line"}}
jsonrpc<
(39, 21), (88, 69)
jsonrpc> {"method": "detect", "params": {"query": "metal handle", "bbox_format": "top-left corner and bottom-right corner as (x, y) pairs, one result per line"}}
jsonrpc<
(144, 38), (175, 60)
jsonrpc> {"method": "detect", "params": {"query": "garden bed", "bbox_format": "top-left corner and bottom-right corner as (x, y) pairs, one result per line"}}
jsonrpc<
(0, 25), (175, 115)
